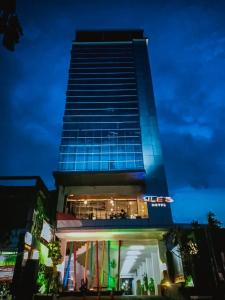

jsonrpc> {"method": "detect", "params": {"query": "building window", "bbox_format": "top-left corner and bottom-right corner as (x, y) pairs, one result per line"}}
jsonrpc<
(65, 195), (148, 220)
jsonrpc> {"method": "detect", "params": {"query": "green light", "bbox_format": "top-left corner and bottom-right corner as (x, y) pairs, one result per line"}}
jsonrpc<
(0, 252), (17, 267)
(185, 275), (194, 287)
(107, 241), (111, 289)
(58, 228), (167, 241)
(37, 265), (49, 294)
(39, 243), (49, 265)
(109, 275), (116, 289)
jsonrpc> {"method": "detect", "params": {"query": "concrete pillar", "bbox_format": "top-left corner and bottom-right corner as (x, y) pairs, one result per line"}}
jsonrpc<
(148, 244), (162, 295)
(57, 185), (66, 212)
(60, 239), (67, 257)
(57, 239), (68, 284)
(158, 240), (167, 263)
(146, 257), (153, 279)
(151, 245), (161, 284)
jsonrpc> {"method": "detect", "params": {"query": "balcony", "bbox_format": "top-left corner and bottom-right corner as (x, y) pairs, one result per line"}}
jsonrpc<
(57, 194), (150, 230)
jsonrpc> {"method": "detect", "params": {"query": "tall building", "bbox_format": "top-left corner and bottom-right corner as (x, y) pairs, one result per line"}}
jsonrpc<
(54, 30), (178, 295)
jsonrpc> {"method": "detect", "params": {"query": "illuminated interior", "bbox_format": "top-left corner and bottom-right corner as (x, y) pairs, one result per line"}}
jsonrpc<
(0, 251), (17, 281)
(58, 239), (167, 295)
(65, 195), (148, 220)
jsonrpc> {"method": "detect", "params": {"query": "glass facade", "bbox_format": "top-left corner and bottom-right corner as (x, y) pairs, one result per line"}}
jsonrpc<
(58, 43), (144, 172)
(65, 195), (148, 220)
(55, 30), (173, 230)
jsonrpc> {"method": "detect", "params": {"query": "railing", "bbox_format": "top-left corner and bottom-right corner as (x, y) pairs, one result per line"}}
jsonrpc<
(57, 214), (150, 229)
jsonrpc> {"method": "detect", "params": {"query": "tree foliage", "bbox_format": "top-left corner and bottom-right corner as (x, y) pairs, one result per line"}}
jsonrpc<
(164, 226), (199, 279)
(207, 211), (222, 229)
(48, 240), (62, 266)
(0, 0), (23, 51)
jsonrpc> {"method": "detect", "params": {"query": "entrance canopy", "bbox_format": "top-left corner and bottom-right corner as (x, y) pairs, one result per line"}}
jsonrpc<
(56, 228), (167, 242)
(57, 231), (169, 295)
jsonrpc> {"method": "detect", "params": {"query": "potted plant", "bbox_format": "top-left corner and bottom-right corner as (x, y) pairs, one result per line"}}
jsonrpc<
(148, 277), (155, 295)
(143, 273), (148, 295)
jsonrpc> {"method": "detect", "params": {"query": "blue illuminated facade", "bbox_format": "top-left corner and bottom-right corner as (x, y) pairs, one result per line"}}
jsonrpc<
(56, 30), (172, 224)
(54, 31), (175, 293)
(59, 38), (144, 172)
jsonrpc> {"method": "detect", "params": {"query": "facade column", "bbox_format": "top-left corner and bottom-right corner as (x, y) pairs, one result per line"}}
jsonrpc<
(150, 245), (161, 295)
(146, 257), (153, 279)
(117, 240), (122, 291)
(58, 239), (67, 284)
(60, 239), (67, 257)
(96, 241), (99, 291)
(57, 186), (65, 212)
(73, 242), (77, 290)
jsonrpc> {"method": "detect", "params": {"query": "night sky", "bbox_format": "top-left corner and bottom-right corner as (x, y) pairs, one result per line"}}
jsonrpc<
(1, 0), (225, 225)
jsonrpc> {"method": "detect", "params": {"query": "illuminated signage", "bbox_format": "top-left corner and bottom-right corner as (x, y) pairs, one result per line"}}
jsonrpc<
(31, 249), (39, 260)
(143, 196), (174, 207)
(0, 252), (17, 281)
(24, 232), (32, 246)
(0, 252), (17, 267)
(0, 266), (15, 281)
(40, 220), (53, 242)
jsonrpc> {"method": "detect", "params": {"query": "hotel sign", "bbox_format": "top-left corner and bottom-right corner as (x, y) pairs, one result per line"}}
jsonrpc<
(143, 196), (174, 207)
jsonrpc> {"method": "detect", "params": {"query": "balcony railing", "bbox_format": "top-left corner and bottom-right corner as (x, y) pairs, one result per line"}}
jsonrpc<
(57, 212), (150, 229)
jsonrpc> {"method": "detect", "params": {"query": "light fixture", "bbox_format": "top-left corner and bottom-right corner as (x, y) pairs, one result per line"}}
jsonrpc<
(127, 250), (141, 256)
(84, 200), (87, 205)
(164, 281), (171, 287)
(129, 245), (145, 250)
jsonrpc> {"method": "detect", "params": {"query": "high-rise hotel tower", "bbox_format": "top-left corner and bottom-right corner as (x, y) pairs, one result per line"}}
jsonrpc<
(54, 30), (177, 294)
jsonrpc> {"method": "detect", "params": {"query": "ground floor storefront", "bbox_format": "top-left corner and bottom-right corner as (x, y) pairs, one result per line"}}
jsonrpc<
(56, 228), (179, 296)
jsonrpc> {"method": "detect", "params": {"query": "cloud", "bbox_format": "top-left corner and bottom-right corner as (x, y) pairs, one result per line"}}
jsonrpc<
(0, 0), (225, 221)
(172, 187), (225, 226)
